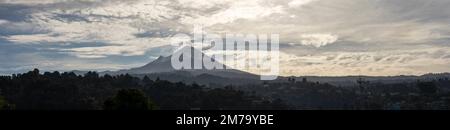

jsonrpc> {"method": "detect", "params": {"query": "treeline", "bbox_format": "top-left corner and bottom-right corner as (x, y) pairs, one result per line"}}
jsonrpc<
(0, 69), (288, 110)
(2, 69), (449, 110)
(242, 77), (450, 110)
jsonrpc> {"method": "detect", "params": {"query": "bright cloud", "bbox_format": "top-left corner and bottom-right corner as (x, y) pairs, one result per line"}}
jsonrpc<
(181, 0), (285, 26)
(0, 19), (8, 24)
(289, 33), (338, 47)
(288, 0), (317, 7)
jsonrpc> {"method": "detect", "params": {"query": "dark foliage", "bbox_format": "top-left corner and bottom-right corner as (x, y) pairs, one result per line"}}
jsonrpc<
(241, 77), (450, 110)
(1, 69), (449, 110)
(0, 69), (287, 110)
(104, 89), (156, 110)
(0, 96), (14, 110)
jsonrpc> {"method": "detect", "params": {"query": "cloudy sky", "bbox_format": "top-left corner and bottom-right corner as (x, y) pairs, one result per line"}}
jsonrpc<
(0, 0), (449, 76)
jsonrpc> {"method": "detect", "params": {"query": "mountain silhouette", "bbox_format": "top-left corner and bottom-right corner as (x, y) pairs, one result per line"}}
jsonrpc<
(101, 46), (259, 79)
(71, 47), (450, 86)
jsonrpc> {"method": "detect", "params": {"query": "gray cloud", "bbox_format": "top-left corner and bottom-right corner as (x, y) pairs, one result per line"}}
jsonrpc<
(1, 0), (450, 76)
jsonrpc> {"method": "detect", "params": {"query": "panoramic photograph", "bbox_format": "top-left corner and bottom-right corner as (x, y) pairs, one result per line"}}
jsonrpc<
(0, 0), (450, 128)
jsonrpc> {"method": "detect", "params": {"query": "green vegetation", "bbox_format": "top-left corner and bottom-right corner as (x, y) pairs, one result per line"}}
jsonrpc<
(0, 96), (7, 110)
(104, 89), (156, 110)
(0, 96), (14, 110)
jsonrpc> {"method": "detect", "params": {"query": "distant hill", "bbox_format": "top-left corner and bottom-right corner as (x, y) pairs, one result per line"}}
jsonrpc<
(292, 73), (450, 87)
(73, 47), (261, 86)
(71, 47), (450, 87)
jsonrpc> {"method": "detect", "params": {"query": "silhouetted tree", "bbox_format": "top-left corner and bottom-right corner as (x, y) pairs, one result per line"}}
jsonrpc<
(32, 68), (40, 76)
(84, 71), (99, 79)
(142, 76), (153, 86)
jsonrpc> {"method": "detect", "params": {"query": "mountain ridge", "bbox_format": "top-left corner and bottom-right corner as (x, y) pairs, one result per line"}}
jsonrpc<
(74, 47), (260, 80)
(69, 47), (450, 86)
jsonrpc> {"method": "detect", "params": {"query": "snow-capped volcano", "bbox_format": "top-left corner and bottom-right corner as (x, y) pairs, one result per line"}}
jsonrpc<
(104, 47), (259, 79)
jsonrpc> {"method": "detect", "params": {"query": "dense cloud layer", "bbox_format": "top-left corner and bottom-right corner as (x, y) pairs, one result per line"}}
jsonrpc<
(0, 0), (449, 76)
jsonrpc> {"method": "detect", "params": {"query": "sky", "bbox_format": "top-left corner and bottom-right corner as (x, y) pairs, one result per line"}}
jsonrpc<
(0, 0), (449, 76)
